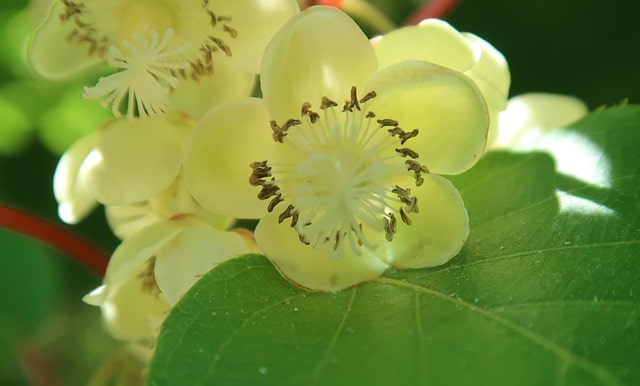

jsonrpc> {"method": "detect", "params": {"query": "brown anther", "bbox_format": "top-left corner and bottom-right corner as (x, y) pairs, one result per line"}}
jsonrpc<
(278, 204), (296, 224)
(395, 148), (419, 159)
(333, 231), (341, 251)
(342, 99), (353, 112)
(359, 90), (377, 104)
(405, 160), (429, 174)
(209, 36), (231, 56)
(258, 183), (280, 200)
(299, 233), (311, 245)
(383, 213), (397, 242)
(290, 211), (299, 227)
(349, 86), (361, 111)
(400, 207), (412, 225)
(267, 194), (283, 212)
(399, 129), (419, 145)
(270, 119), (301, 143)
(365, 111), (376, 118)
(301, 102), (319, 123)
(320, 97), (338, 109)
(378, 118), (399, 127)
(223, 25), (238, 38)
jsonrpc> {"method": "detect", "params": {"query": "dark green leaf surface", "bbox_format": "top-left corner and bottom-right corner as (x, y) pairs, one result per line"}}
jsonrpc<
(148, 106), (640, 386)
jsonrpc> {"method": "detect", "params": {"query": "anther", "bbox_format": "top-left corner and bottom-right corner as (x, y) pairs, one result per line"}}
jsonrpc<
(359, 91), (377, 104)
(365, 111), (376, 118)
(301, 102), (319, 123)
(208, 36), (231, 56)
(267, 194), (283, 212)
(258, 183), (280, 200)
(278, 204), (297, 224)
(223, 25), (238, 38)
(383, 213), (397, 242)
(395, 148), (419, 159)
(399, 129), (419, 145)
(377, 118), (399, 128)
(270, 119), (301, 143)
(400, 208), (412, 225)
(349, 86), (361, 111)
(320, 97), (338, 109)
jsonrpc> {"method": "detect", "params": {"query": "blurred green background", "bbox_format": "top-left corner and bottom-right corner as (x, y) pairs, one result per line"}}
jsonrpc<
(0, 0), (638, 384)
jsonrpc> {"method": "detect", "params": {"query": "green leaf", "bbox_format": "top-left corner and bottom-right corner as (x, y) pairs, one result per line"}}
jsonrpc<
(148, 106), (640, 386)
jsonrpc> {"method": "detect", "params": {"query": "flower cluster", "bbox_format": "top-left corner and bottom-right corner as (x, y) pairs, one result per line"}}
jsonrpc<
(30, 0), (589, 363)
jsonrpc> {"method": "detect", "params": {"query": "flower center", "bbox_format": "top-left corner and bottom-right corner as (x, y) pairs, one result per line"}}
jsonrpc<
(250, 87), (428, 255)
(60, 0), (237, 80)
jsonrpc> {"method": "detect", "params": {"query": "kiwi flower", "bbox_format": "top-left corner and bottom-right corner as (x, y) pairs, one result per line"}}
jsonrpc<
(184, 6), (490, 291)
(29, 0), (299, 118)
(83, 215), (257, 361)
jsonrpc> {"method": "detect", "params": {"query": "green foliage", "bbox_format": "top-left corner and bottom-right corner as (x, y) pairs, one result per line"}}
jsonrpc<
(148, 106), (640, 386)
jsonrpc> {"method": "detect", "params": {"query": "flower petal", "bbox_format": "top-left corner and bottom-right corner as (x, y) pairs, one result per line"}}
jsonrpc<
(366, 60), (489, 175)
(261, 6), (377, 122)
(374, 19), (478, 73)
(462, 33), (510, 112)
(104, 220), (183, 286)
(28, 1), (102, 79)
(82, 116), (187, 205)
(495, 93), (589, 149)
(83, 269), (171, 342)
(214, 0), (299, 73)
(380, 174), (469, 269)
(185, 98), (277, 219)
(169, 62), (255, 120)
(255, 213), (389, 292)
(53, 132), (99, 224)
(154, 219), (256, 305)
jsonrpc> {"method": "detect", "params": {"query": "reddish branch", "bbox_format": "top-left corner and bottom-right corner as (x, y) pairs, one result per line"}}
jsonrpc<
(304, 0), (461, 24)
(405, 0), (461, 25)
(0, 204), (108, 276)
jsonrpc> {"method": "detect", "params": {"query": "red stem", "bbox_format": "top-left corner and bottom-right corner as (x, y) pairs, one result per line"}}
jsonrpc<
(0, 204), (108, 276)
(304, 0), (343, 7)
(405, 0), (461, 25)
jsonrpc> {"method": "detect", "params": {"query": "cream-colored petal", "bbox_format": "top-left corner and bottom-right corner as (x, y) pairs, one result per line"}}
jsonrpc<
(81, 117), (186, 205)
(169, 61), (255, 120)
(185, 97), (277, 219)
(374, 19), (478, 73)
(380, 174), (468, 269)
(261, 6), (377, 122)
(83, 269), (171, 342)
(53, 132), (99, 224)
(462, 32), (510, 112)
(28, 0), (102, 79)
(104, 221), (183, 286)
(213, 0), (299, 74)
(366, 60), (489, 175)
(494, 93), (589, 149)
(154, 219), (256, 305)
(106, 175), (234, 239)
(255, 213), (389, 292)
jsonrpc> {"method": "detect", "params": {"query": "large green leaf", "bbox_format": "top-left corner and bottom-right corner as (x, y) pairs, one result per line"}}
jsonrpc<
(147, 106), (640, 386)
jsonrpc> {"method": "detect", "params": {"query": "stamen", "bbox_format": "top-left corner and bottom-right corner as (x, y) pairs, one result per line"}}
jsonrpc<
(251, 86), (429, 254)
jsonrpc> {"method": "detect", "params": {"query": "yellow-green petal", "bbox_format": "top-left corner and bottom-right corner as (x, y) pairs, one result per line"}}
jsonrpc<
(154, 219), (256, 305)
(53, 132), (99, 224)
(83, 270), (170, 342)
(261, 6), (377, 122)
(185, 98), (276, 219)
(28, 0), (102, 79)
(495, 93), (588, 149)
(82, 117), (186, 205)
(104, 220), (183, 286)
(380, 174), (468, 269)
(374, 19), (478, 73)
(169, 62), (255, 120)
(214, 0), (299, 74)
(255, 213), (388, 292)
(366, 60), (489, 175)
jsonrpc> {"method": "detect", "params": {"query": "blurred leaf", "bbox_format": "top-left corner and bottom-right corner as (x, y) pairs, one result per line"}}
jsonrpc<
(0, 94), (32, 155)
(38, 90), (110, 155)
(0, 228), (61, 384)
(148, 116), (639, 384)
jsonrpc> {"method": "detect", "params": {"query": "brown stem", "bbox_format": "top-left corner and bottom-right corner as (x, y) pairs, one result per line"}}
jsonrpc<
(405, 0), (461, 25)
